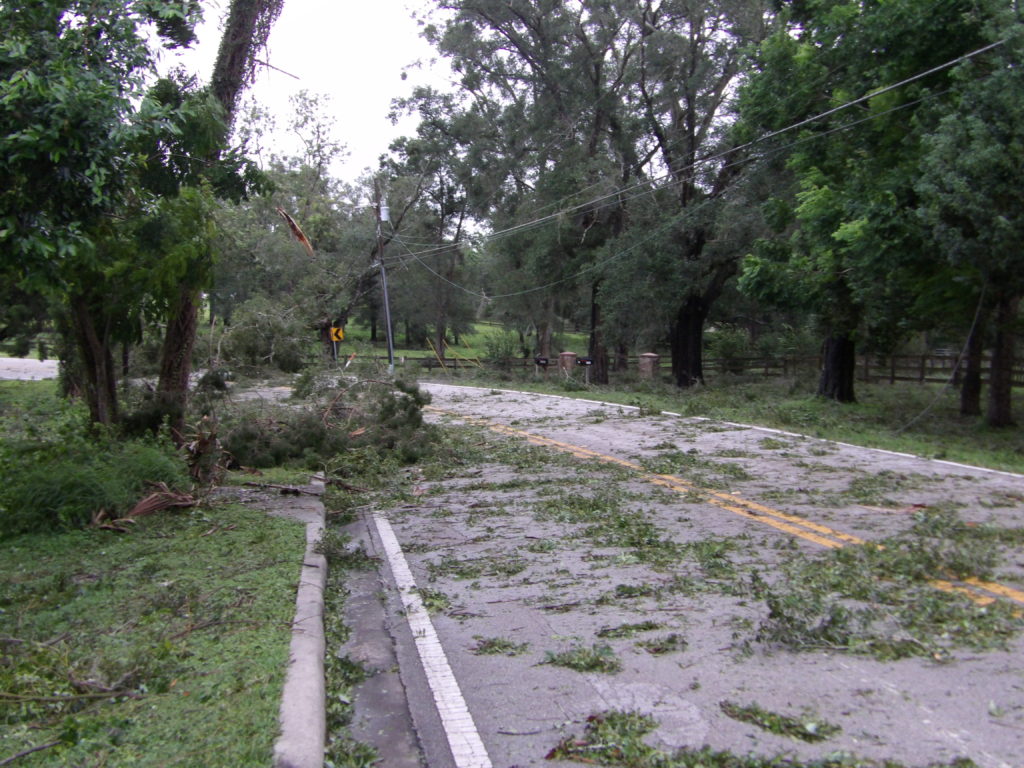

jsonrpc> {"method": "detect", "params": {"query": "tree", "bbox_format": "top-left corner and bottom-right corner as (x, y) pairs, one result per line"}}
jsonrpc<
(387, 104), (480, 360)
(736, 0), (996, 402)
(917, 20), (1024, 426)
(421, 0), (639, 378)
(616, 0), (771, 387)
(155, 0), (284, 439)
(0, 0), (210, 424)
(419, 0), (771, 386)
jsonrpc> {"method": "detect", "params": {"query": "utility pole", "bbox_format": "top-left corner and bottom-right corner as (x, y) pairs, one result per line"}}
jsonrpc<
(375, 181), (396, 375)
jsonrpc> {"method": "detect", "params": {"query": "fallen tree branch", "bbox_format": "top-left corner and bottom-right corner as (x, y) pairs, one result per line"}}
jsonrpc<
(127, 483), (197, 518)
(0, 690), (138, 703)
(0, 740), (62, 766)
(241, 482), (321, 497)
(321, 478), (369, 493)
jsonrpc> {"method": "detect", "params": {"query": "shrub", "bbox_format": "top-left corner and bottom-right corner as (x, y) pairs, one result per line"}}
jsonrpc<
(483, 330), (524, 368)
(0, 438), (189, 538)
(706, 326), (751, 373)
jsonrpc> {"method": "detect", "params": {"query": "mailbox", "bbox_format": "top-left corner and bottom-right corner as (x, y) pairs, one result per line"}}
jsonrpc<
(534, 356), (549, 367)
(576, 357), (594, 366)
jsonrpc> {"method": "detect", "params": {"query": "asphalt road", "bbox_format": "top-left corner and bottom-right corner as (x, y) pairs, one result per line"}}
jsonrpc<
(344, 382), (1024, 768)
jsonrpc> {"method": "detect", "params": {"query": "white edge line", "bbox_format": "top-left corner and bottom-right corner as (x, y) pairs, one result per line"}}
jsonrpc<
(372, 513), (493, 768)
(423, 383), (1024, 480)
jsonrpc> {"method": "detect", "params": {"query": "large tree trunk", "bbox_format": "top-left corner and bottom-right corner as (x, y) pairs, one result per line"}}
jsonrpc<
(537, 296), (555, 359)
(986, 293), (1018, 428)
(157, 287), (199, 441)
(318, 319), (334, 360)
(70, 294), (118, 425)
(960, 314), (986, 417)
(613, 342), (629, 372)
(155, 0), (284, 443)
(670, 294), (708, 387)
(435, 319), (447, 361)
(667, 254), (737, 388)
(588, 282), (609, 384)
(211, 0), (284, 120)
(818, 333), (857, 403)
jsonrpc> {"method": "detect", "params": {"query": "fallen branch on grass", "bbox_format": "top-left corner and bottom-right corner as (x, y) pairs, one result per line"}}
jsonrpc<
(321, 478), (370, 493)
(127, 482), (198, 517)
(0, 690), (139, 703)
(0, 740), (62, 766)
(242, 482), (322, 497)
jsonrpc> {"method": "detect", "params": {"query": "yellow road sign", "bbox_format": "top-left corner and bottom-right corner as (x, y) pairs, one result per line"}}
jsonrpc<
(330, 327), (345, 342)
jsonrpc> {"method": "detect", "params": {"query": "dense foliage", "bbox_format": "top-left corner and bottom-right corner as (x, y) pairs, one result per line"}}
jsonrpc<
(2, 0), (1020, 429)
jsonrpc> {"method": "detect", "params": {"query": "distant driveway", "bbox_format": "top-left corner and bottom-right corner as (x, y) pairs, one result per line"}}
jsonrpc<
(0, 357), (58, 380)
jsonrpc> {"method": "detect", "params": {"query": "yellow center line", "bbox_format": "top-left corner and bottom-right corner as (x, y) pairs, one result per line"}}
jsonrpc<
(462, 414), (859, 549)
(428, 407), (1023, 607)
(930, 579), (997, 606)
(962, 576), (1024, 604)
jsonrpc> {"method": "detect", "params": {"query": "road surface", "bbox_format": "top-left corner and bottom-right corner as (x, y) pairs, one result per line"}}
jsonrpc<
(340, 383), (1024, 768)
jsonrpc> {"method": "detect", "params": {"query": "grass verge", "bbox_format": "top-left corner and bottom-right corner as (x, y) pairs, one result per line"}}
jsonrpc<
(0, 502), (304, 767)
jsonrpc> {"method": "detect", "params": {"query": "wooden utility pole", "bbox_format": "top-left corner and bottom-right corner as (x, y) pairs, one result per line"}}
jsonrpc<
(375, 181), (395, 375)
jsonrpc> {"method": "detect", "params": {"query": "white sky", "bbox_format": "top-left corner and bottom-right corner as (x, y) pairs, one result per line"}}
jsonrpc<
(159, 0), (453, 182)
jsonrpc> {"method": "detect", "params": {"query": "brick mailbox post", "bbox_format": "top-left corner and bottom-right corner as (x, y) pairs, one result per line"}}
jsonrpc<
(558, 351), (577, 375)
(639, 352), (661, 379)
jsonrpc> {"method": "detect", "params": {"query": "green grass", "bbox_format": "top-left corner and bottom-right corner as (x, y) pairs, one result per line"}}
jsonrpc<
(0, 503), (304, 767)
(596, 620), (665, 639)
(543, 643), (622, 674)
(469, 636), (530, 656)
(319, 528), (380, 768)
(719, 700), (841, 743)
(333, 319), (588, 361)
(635, 633), (688, 655)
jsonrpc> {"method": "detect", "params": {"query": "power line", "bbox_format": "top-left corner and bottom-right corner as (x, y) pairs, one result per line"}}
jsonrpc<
(381, 76), (948, 280)
(389, 38), (1004, 262)
(391, 210), (686, 301)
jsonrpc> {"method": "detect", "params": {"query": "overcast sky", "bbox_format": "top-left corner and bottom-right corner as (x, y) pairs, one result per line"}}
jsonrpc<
(161, 0), (453, 182)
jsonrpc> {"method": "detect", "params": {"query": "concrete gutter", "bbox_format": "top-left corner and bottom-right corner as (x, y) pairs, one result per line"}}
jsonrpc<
(273, 481), (327, 768)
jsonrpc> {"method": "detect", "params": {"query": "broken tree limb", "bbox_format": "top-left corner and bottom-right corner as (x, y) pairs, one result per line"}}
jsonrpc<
(242, 482), (322, 497)
(0, 740), (62, 766)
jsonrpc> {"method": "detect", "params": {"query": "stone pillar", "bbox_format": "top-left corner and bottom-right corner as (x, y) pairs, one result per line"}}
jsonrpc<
(638, 352), (660, 379)
(559, 351), (577, 375)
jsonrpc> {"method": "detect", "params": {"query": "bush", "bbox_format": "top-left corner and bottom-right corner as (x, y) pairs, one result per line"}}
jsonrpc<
(706, 326), (751, 373)
(0, 438), (189, 538)
(483, 330), (523, 368)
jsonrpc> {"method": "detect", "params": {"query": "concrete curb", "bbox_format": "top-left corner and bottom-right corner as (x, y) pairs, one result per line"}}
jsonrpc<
(273, 482), (327, 768)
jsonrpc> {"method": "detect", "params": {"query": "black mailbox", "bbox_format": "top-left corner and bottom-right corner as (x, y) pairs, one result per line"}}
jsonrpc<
(534, 356), (549, 367)
(576, 357), (594, 366)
